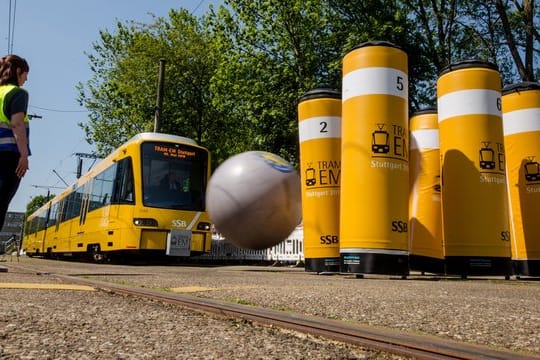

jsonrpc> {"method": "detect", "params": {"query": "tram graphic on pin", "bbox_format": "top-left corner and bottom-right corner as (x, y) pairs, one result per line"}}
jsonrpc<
(305, 164), (316, 186)
(524, 156), (540, 182)
(479, 141), (496, 170)
(372, 123), (390, 154)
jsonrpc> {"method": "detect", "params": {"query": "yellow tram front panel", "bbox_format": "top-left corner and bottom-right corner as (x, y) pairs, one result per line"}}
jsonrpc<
(136, 208), (211, 253)
(340, 41), (409, 275)
(502, 82), (540, 276)
(298, 88), (341, 273)
(437, 61), (511, 276)
(409, 109), (444, 274)
(140, 229), (165, 250)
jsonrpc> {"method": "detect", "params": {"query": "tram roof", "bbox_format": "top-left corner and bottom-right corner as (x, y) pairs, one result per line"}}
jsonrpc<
(126, 132), (197, 146)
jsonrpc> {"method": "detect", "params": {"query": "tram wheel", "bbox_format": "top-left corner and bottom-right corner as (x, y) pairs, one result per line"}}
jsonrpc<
(88, 244), (105, 263)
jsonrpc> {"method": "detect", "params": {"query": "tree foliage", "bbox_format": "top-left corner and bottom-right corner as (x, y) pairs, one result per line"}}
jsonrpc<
(77, 9), (225, 166)
(76, 1), (540, 169)
(402, 0), (540, 92)
(207, 0), (344, 164)
(26, 194), (54, 216)
(492, 0), (539, 82)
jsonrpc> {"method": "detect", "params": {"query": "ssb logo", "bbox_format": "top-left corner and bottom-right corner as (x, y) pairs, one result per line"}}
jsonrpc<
(320, 234), (339, 245)
(391, 220), (408, 233)
(172, 219), (187, 228)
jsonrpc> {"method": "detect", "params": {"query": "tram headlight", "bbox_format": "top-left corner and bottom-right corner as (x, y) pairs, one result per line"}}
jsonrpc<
(133, 218), (158, 227)
(197, 222), (211, 231)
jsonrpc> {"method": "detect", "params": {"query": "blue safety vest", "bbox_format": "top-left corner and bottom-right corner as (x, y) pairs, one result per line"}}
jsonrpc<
(0, 84), (30, 153)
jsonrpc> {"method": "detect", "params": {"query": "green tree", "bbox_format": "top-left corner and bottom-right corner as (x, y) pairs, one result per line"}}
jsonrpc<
(398, 0), (507, 107)
(26, 194), (54, 216)
(208, 0), (435, 162)
(492, 0), (538, 82)
(77, 1), (540, 166)
(402, 0), (540, 95)
(208, 0), (344, 165)
(329, 0), (431, 110)
(77, 9), (225, 165)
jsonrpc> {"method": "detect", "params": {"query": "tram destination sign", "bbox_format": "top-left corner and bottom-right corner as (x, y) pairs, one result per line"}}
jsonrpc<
(153, 144), (197, 159)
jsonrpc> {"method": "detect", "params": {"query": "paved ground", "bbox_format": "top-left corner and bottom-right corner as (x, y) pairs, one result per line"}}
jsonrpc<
(1, 256), (539, 359)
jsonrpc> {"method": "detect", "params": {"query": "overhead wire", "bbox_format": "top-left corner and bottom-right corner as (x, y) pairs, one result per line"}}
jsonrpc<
(7, 1), (85, 116)
(191, 0), (206, 15)
(29, 105), (88, 113)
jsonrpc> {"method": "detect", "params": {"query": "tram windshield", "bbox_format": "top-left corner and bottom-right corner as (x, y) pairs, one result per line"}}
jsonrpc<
(141, 142), (208, 210)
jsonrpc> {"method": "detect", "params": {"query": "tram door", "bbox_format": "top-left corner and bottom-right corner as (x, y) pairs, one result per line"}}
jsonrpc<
(71, 183), (90, 252)
(79, 183), (91, 227)
(36, 205), (51, 255)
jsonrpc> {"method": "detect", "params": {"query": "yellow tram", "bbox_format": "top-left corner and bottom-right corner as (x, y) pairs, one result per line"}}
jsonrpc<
(22, 132), (212, 261)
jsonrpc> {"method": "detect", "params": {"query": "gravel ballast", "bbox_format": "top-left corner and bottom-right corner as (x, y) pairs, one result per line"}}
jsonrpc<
(1, 257), (539, 359)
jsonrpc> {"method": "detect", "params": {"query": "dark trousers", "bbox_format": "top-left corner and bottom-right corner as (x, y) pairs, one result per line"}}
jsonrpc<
(0, 151), (22, 229)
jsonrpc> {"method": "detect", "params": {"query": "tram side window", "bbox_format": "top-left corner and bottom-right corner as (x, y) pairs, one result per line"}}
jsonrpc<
(36, 209), (48, 232)
(89, 177), (103, 211)
(56, 199), (66, 227)
(64, 187), (83, 221)
(113, 157), (134, 204)
(101, 166), (115, 206)
(89, 164), (117, 211)
(48, 202), (58, 228)
(26, 210), (44, 234)
(24, 218), (36, 235)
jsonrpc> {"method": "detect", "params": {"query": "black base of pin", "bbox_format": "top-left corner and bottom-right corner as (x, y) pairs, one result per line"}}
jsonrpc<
(340, 252), (409, 276)
(445, 256), (512, 277)
(305, 257), (341, 273)
(409, 254), (445, 275)
(512, 260), (540, 277)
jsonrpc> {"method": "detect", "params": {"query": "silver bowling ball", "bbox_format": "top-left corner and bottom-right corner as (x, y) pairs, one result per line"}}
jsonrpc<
(206, 151), (302, 250)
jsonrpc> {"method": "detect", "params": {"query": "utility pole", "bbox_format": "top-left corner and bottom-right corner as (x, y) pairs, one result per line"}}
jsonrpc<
(153, 58), (166, 133)
(74, 152), (100, 178)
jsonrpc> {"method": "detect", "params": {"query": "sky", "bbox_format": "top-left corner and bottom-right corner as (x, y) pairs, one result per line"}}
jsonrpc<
(4, 0), (220, 213)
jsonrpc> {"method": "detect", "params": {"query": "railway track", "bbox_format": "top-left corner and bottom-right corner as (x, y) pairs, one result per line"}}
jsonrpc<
(12, 266), (533, 360)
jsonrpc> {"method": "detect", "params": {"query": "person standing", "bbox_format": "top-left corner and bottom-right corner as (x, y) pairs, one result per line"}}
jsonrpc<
(0, 54), (30, 230)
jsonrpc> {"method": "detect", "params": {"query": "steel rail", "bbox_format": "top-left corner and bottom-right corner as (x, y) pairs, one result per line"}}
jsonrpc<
(47, 273), (538, 360)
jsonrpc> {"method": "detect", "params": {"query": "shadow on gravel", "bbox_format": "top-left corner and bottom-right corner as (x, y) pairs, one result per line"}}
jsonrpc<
(405, 276), (540, 283)
(68, 273), (152, 277)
